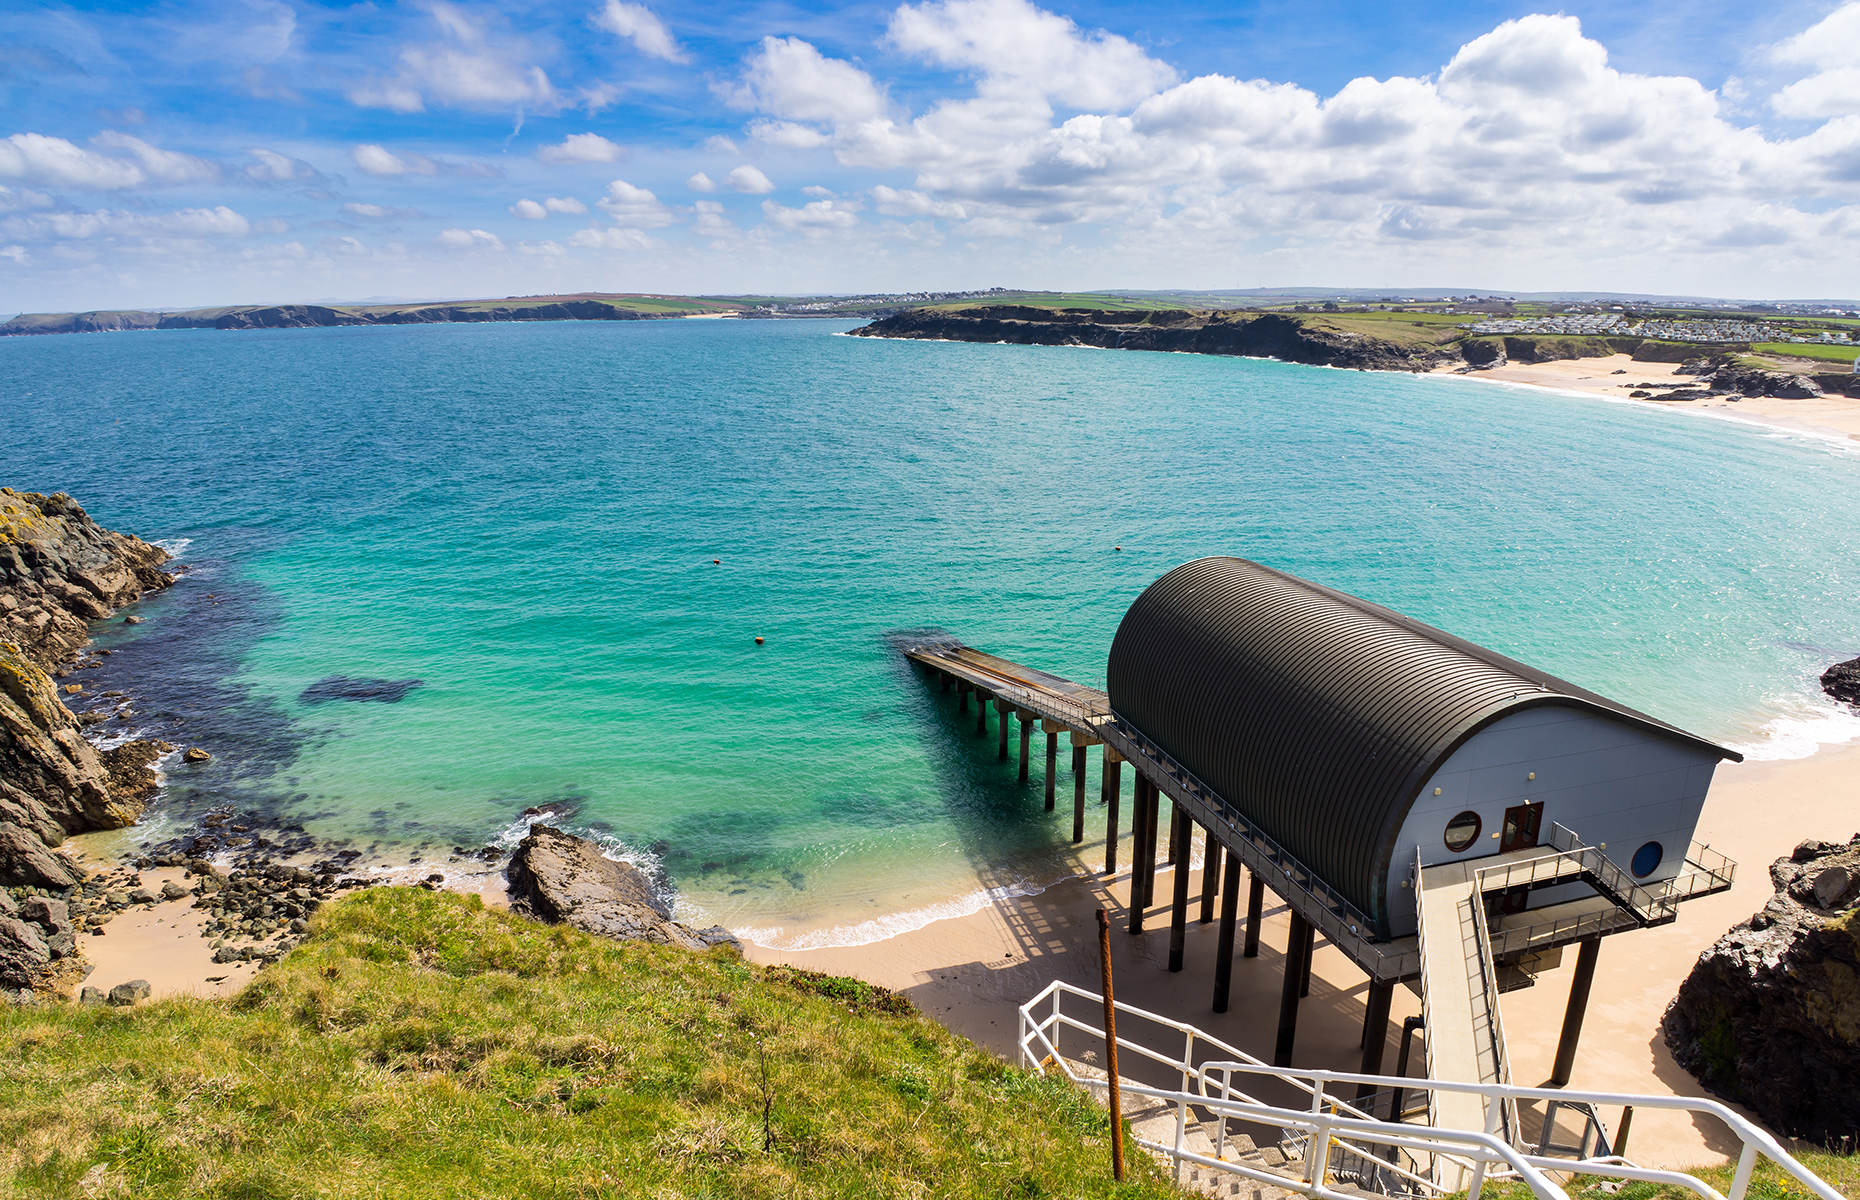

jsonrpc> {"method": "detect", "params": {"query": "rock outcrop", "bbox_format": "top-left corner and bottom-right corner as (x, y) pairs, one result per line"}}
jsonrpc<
(506, 824), (738, 952)
(1, 491), (176, 889)
(1709, 367), (1824, 400)
(849, 307), (1454, 372)
(1823, 657), (1860, 707)
(1663, 835), (1860, 1144)
(2, 298), (677, 337)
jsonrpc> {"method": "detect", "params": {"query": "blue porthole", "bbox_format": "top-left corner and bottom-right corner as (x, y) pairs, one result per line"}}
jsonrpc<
(1631, 841), (1664, 878)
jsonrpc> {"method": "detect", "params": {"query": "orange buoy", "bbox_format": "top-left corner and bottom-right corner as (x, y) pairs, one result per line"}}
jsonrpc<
(754, 636), (764, 644)
(713, 559), (720, 564)
(1114, 546), (1121, 551)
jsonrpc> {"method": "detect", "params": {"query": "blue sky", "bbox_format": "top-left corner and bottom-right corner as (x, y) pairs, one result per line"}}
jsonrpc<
(1, 0), (1857, 310)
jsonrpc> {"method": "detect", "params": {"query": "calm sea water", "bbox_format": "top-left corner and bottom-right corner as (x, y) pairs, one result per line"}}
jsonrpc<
(5, 319), (1859, 945)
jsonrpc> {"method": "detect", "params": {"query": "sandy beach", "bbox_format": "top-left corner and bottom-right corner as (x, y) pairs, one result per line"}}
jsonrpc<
(1431, 353), (1860, 442)
(746, 740), (1860, 1171)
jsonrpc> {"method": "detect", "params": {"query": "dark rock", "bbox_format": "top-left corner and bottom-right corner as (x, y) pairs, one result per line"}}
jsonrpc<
(159, 881), (187, 900)
(79, 985), (105, 1005)
(182, 747), (211, 763)
(122, 616), (141, 625)
(18, 896), (73, 959)
(97, 740), (173, 807)
(1822, 657), (1860, 708)
(1664, 834), (1860, 1144)
(505, 824), (720, 951)
(0, 916), (51, 989)
(1710, 367), (1823, 400)
(106, 979), (150, 1005)
(127, 887), (156, 905)
(297, 676), (423, 705)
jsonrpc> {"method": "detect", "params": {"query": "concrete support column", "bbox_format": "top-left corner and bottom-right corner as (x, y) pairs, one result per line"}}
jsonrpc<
(1200, 829), (1221, 925)
(996, 698), (1011, 760)
(1166, 803), (1182, 866)
(1299, 923), (1316, 999)
(1275, 910), (1312, 1067)
(975, 688), (990, 733)
(1243, 872), (1265, 958)
(1168, 803), (1194, 972)
(1043, 728), (1058, 811)
(1139, 778), (1162, 908)
(1552, 936), (1602, 1086)
(1127, 774), (1149, 934)
(958, 682), (969, 712)
(1102, 749), (1123, 877)
(1212, 853), (1243, 1013)
(940, 670), (952, 693)
(1016, 712), (1032, 780)
(1354, 979), (1395, 1100)
(1071, 744), (1088, 843)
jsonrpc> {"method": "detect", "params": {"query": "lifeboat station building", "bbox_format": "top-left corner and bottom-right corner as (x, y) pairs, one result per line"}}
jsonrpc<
(905, 556), (1739, 1120)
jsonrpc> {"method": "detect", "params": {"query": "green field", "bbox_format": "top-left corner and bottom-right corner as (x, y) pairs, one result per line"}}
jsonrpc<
(1750, 342), (1859, 366)
(0, 889), (1175, 1200)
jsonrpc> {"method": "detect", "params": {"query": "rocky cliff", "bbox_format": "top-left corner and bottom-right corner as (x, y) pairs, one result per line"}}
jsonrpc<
(1664, 836), (1860, 1144)
(506, 824), (738, 952)
(848, 306), (1453, 371)
(1, 490), (175, 895)
(2, 298), (680, 336)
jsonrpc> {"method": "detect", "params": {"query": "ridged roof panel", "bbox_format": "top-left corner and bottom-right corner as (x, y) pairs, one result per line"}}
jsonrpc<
(1105, 557), (1739, 936)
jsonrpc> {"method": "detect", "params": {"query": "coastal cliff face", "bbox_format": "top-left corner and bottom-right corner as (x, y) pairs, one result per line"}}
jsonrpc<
(2, 298), (674, 336)
(1663, 836), (1860, 1144)
(0, 490), (175, 892)
(848, 306), (1453, 371)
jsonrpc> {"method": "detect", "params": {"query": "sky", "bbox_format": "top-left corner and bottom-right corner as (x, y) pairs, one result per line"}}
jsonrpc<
(1, 0), (1858, 311)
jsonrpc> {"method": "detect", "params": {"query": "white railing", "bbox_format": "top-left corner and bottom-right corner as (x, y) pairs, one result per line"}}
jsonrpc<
(1017, 982), (1844, 1200)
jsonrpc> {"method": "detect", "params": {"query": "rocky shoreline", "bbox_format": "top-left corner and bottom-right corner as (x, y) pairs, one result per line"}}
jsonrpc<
(1, 298), (697, 337)
(849, 306), (1455, 371)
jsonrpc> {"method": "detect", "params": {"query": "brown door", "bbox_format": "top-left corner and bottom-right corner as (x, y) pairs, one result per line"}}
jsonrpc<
(1500, 802), (1544, 853)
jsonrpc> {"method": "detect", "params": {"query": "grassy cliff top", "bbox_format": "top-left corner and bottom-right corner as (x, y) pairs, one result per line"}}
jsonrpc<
(0, 889), (1177, 1200)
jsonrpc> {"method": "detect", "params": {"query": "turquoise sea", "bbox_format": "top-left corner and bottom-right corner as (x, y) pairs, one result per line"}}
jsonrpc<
(5, 319), (1859, 946)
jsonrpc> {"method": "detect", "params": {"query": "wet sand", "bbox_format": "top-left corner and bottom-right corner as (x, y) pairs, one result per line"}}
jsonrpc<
(1431, 353), (1860, 442)
(746, 741), (1860, 1170)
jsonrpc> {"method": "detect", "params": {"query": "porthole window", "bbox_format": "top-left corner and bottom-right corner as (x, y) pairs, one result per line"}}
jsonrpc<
(1631, 841), (1664, 878)
(1444, 811), (1481, 852)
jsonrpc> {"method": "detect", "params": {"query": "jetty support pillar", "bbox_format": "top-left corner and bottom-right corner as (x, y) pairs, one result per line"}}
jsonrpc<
(1552, 937), (1602, 1086)
(1043, 726), (1058, 810)
(1127, 774), (1150, 933)
(996, 698), (1012, 760)
(1168, 804), (1193, 971)
(1017, 710), (1033, 780)
(1243, 872), (1265, 958)
(1355, 979), (1395, 1100)
(1212, 853), (1243, 1012)
(1138, 777), (1161, 908)
(1070, 734), (1092, 843)
(1275, 911), (1312, 1067)
(975, 688), (991, 734)
(1200, 829), (1221, 924)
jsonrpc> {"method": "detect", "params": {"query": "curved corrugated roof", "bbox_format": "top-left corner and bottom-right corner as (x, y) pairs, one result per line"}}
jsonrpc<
(1105, 557), (1739, 937)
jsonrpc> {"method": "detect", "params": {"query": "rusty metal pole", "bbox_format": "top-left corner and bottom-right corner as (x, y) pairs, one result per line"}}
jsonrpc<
(1096, 908), (1126, 1183)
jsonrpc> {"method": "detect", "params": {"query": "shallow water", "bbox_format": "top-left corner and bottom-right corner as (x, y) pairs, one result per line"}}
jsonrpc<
(6, 319), (1859, 944)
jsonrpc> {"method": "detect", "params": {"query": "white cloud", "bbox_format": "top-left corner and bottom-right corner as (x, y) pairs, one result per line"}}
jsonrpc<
(517, 239), (568, 256)
(872, 185), (965, 218)
(537, 133), (627, 164)
(802, 185), (835, 198)
(719, 37), (889, 125)
(692, 199), (739, 239)
(1769, 7), (1860, 121)
(352, 144), (439, 177)
(90, 132), (221, 185)
(436, 227), (503, 250)
(245, 148), (318, 183)
(0, 245), (24, 263)
(761, 198), (859, 233)
(0, 185), (54, 213)
(703, 136), (740, 155)
(0, 132), (217, 191)
(748, 119), (831, 149)
(511, 198), (549, 219)
(886, 0), (1175, 111)
(592, 1), (685, 63)
(687, 171), (717, 192)
(343, 202), (421, 219)
(569, 226), (655, 249)
(3, 205), (252, 241)
(544, 196), (587, 213)
(350, 3), (557, 113)
(596, 179), (677, 225)
(726, 165), (776, 194)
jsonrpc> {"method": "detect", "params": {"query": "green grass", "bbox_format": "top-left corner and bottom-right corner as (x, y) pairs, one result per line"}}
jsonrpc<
(1750, 342), (1859, 366)
(1461, 1150), (1859, 1200)
(0, 889), (1178, 1200)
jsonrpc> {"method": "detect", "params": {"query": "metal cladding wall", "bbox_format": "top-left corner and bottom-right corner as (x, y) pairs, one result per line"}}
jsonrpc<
(1104, 557), (1737, 938)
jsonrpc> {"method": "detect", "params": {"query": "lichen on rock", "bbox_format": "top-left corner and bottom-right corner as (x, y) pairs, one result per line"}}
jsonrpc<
(1664, 834), (1860, 1145)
